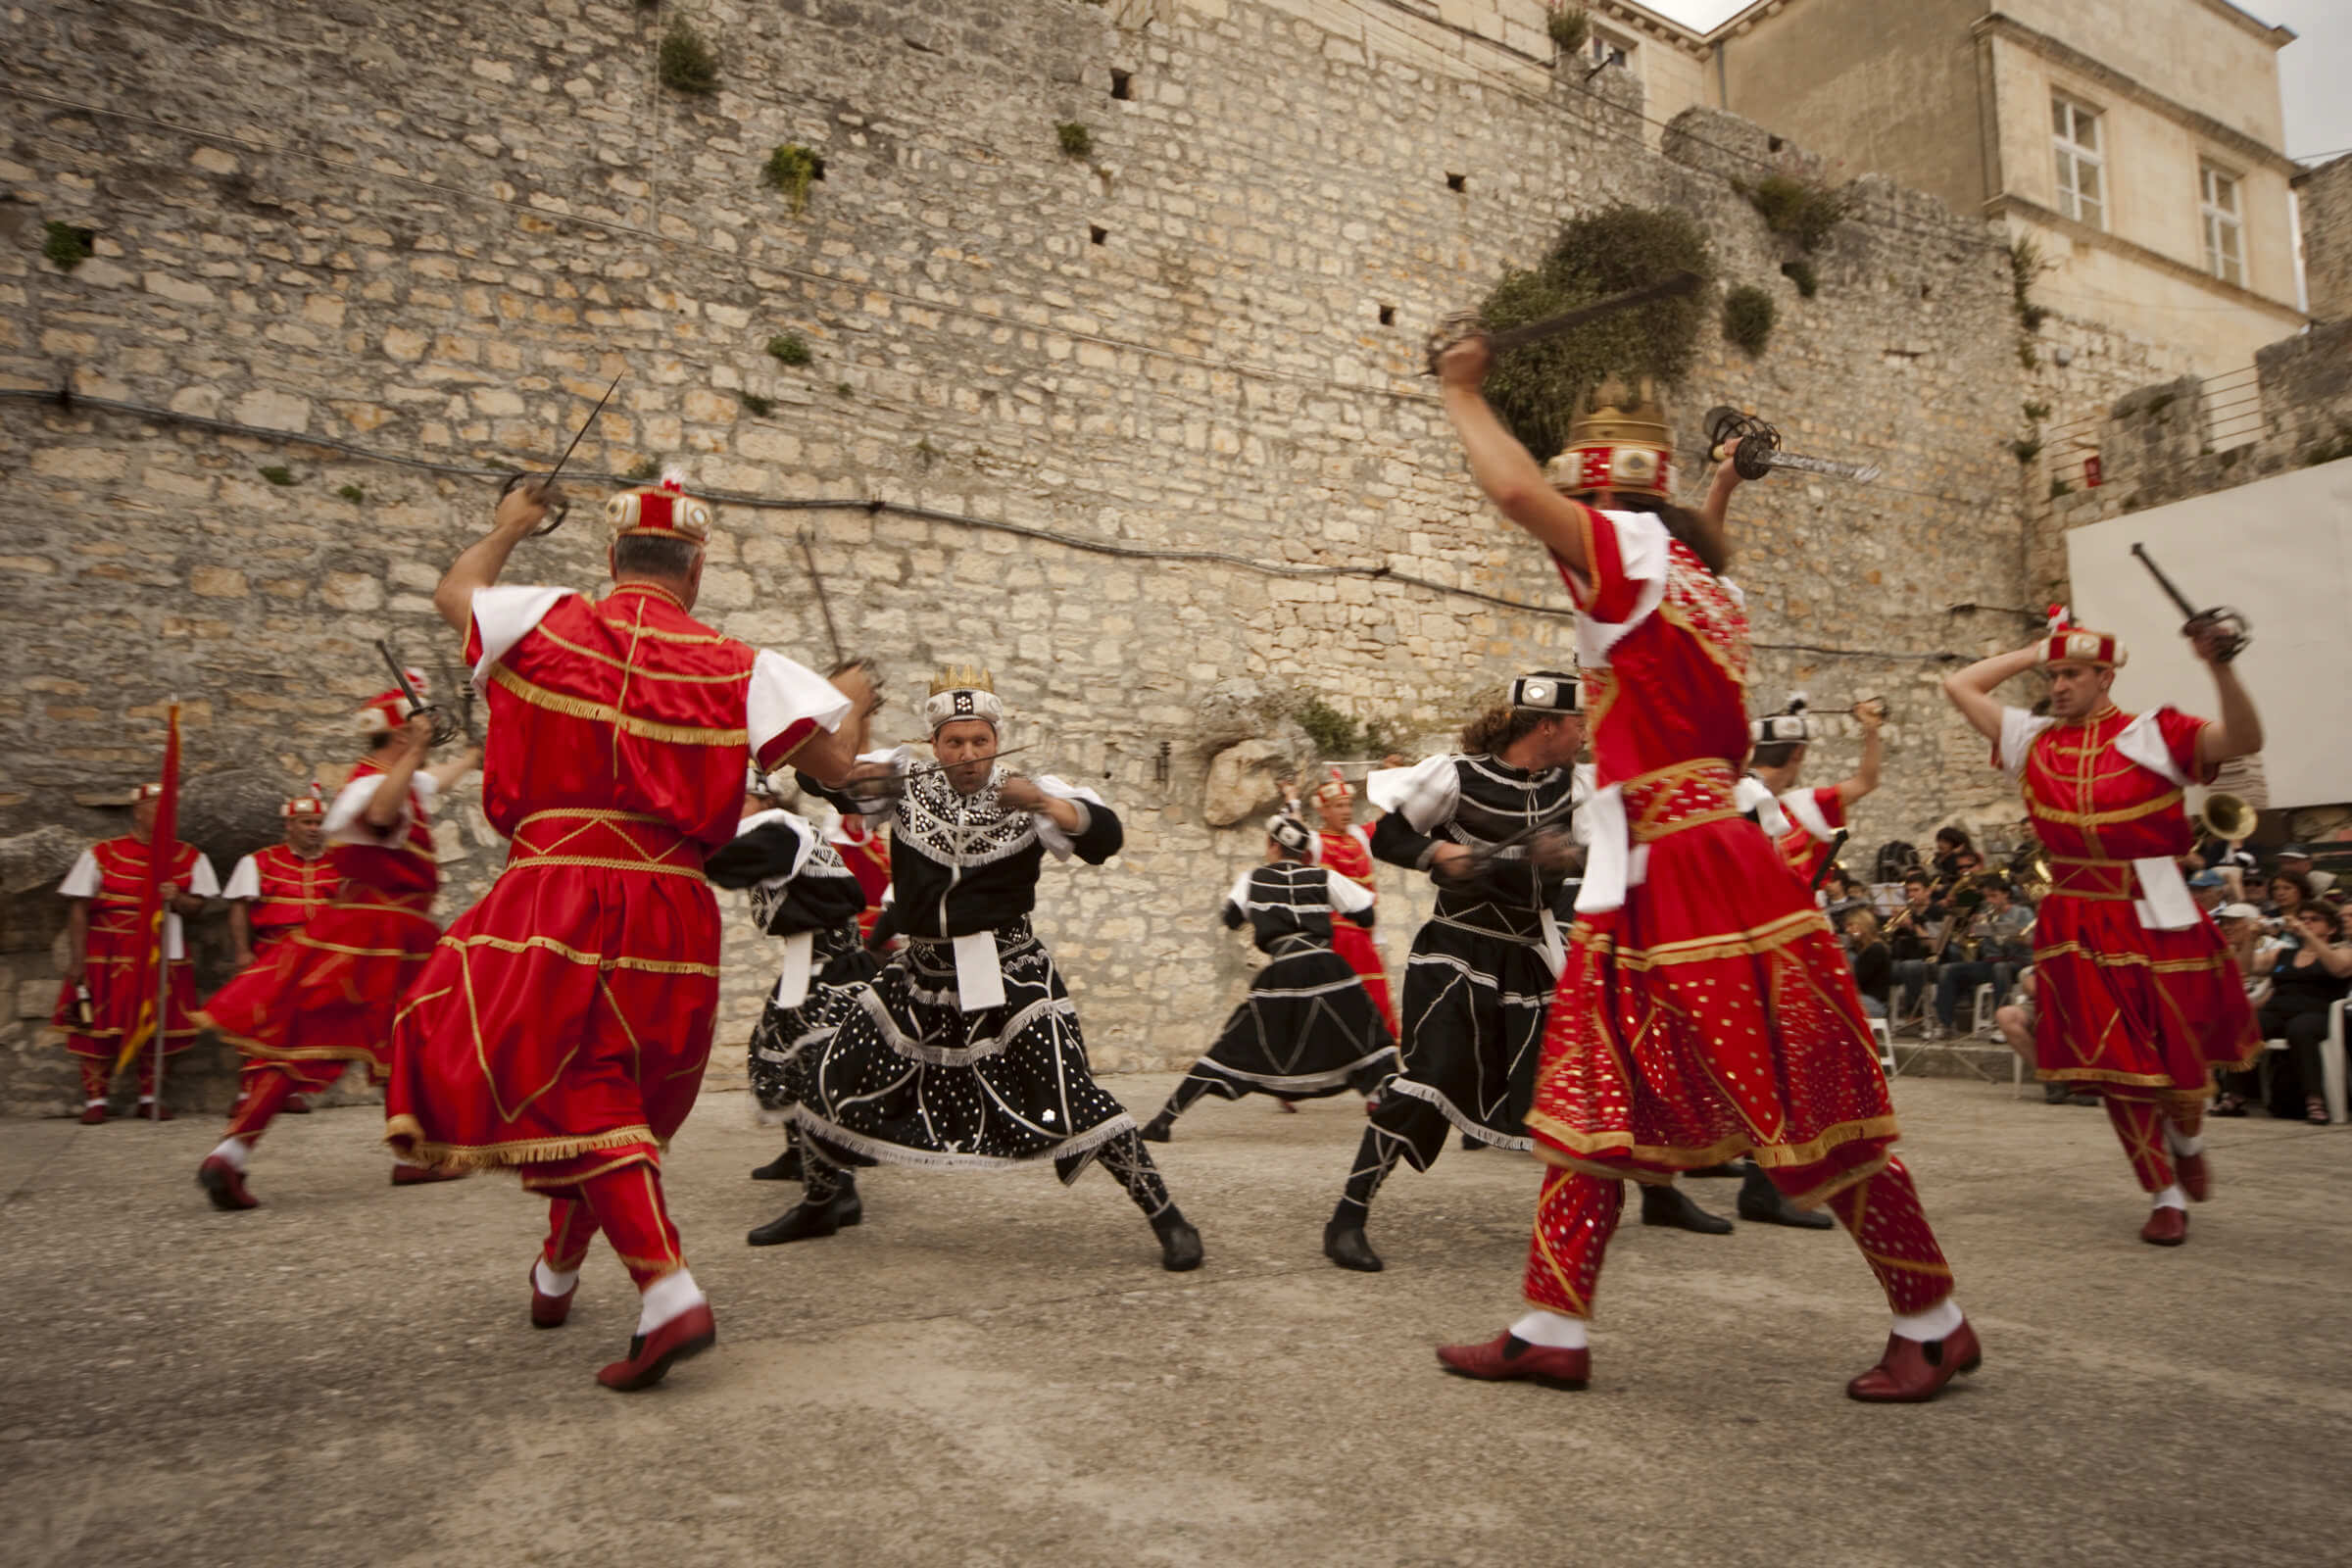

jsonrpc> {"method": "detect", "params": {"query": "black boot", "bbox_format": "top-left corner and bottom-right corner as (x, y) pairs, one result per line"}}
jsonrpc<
(747, 1176), (861, 1246)
(1686, 1161), (1742, 1178)
(1139, 1111), (1175, 1144)
(750, 1147), (803, 1182)
(1323, 1218), (1384, 1272)
(1152, 1207), (1204, 1271)
(1640, 1182), (1733, 1235)
(1459, 1132), (1483, 1152)
(1736, 1164), (1834, 1230)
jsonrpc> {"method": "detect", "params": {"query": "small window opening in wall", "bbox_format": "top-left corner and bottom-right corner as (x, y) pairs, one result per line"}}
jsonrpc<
(1090, 224), (1107, 246)
(1446, 172), (1466, 193)
(1109, 70), (1133, 101)
(1768, 135), (1784, 153)
(1920, 283), (1932, 300)
(1378, 304), (1396, 326)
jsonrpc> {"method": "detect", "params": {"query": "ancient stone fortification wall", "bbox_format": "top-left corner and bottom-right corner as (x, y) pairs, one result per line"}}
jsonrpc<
(0, 0), (2029, 1112)
(2296, 154), (2352, 327)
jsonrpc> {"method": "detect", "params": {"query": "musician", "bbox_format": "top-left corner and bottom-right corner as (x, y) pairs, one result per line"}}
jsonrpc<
(1942, 613), (2262, 1245)
(1885, 872), (1944, 1023)
(1929, 878), (2034, 1040)
(1929, 827), (1976, 888)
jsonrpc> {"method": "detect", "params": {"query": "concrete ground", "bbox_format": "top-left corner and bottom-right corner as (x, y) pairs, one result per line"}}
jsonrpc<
(3, 1076), (2347, 1568)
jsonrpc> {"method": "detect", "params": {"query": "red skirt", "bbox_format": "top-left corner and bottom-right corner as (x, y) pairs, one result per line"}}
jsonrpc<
(2031, 875), (2259, 1096)
(383, 812), (719, 1195)
(1330, 920), (1399, 1037)
(1526, 760), (1896, 1208)
(196, 886), (438, 1084)
(52, 912), (200, 1060)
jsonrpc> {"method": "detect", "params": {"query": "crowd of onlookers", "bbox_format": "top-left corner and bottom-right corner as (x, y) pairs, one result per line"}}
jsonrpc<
(1822, 827), (2351, 1121)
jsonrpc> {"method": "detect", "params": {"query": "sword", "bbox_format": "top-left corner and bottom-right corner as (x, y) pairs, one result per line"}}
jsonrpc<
(1425, 271), (1704, 375)
(500, 370), (622, 536)
(2129, 543), (2249, 663)
(1704, 407), (1882, 485)
(1810, 830), (1849, 894)
(372, 639), (451, 746)
(800, 531), (845, 664)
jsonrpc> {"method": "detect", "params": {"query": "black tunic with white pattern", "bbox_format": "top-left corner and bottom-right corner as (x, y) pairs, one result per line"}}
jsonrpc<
(1363, 754), (1574, 1164)
(779, 765), (1135, 1179)
(1187, 861), (1397, 1101)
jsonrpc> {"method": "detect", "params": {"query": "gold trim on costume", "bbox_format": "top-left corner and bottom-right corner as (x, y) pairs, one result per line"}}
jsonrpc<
(438, 930), (723, 976)
(489, 665), (749, 746)
(1525, 1110), (1902, 1175)
(2030, 790), (2183, 829)
(383, 1118), (662, 1170)
(529, 625), (753, 683)
(500, 854), (708, 879)
(1603, 906), (1834, 970)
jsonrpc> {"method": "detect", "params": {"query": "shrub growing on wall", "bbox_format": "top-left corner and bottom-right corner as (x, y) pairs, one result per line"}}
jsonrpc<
(659, 18), (719, 95)
(1723, 285), (1776, 356)
(1741, 174), (1852, 253)
(1476, 205), (1716, 461)
(762, 144), (821, 213)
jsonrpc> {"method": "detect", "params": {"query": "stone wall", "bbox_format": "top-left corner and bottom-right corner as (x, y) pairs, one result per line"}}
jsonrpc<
(2296, 153), (2352, 326)
(0, 0), (2032, 1114)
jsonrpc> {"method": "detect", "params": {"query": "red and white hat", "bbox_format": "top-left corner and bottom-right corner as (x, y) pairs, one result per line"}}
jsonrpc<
(1544, 377), (1673, 500)
(357, 669), (430, 735)
(2039, 607), (2126, 669)
(283, 784), (327, 819)
(606, 471), (714, 542)
(130, 782), (168, 804)
(1311, 766), (1352, 808)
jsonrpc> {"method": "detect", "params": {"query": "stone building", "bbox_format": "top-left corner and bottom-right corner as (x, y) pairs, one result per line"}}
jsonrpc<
(2297, 152), (2352, 325)
(0, 0), (2039, 1113)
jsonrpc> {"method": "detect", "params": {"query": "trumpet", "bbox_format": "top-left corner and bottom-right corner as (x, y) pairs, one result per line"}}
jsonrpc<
(2199, 792), (2255, 844)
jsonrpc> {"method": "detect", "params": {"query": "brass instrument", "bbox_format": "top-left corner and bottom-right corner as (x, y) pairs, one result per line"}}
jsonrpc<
(2199, 792), (2255, 844)
(1928, 872), (1986, 962)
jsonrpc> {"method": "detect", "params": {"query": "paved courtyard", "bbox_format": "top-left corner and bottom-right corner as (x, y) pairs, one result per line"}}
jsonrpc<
(4, 1075), (2347, 1567)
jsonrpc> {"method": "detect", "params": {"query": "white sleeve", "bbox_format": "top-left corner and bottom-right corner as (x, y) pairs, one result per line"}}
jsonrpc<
(1031, 775), (1108, 861)
(1226, 870), (1256, 910)
(59, 848), (100, 898)
(1325, 868), (1374, 916)
(2113, 712), (2193, 789)
(325, 773), (409, 840)
(1573, 509), (1675, 667)
(468, 585), (572, 687)
(1367, 755), (1460, 834)
(749, 650), (855, 770)
(1571, 763), (1597, 847)
(186, 855), (220, 899)
(223, 855), (261, 902)
(1780, 788), (1836, 842)
(1995, 706), (2056, 781)
(1735, 775), (1791, 838)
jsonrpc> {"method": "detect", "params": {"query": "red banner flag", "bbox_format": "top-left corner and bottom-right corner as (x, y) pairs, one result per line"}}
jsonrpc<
(114, 703), (182, 1075)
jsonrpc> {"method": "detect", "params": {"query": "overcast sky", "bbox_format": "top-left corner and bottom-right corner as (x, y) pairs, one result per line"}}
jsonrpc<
(1641, 0), (2351, 164)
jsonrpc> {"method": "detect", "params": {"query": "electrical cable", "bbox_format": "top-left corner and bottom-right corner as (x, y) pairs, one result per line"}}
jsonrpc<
(0, 384), (1974, 662)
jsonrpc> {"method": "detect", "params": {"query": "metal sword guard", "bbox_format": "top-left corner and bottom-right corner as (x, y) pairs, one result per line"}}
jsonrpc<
(501, 470), (573, 538)
(1703, 405), (1782, 481)
(2128, 542), (2251, 663)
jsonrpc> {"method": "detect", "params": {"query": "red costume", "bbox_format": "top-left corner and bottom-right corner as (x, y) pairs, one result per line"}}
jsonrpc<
(1312, 819), (1399, 1037)
(1487, 503), (1961, 1392)
(832, 815), (893, 941)
(53, 831), (217, 1112)
(222, 841), (334, 961)
(383, 476), (850, 1388)
(1773, 784), (1846, 887)
(198, 756), (443, 1172)
(1994, 648), (2255, 1216)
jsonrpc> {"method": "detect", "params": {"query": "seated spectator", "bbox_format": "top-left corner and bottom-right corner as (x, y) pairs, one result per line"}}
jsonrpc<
(1993, 970), (2095, 1106)
(1932, 880), (2034, 1039)
(1886, 872), (1942, 1026)
(1820, 866), (1871, 929)
(2264, 871), (2313, 921)
(2210, 903), (2269, 1116)
(2195, 833), (2260, 901)
(2188, 868), (2226, 913)
(2275, 845), (2336, 899)
(1929, 826), (1974, 885)
(1842, 906), (1891, 1018)
(2255, 903), (2352, 1124)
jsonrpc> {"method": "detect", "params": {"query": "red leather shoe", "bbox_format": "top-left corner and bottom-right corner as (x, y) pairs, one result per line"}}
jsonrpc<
(2175, 1151), (2210, 1202)
(79, 1103), (108, 1126)
(529, 1262), (576, 1329)
(391, 1163), (467, 1187)
(137, 1102), (174, 1121)
(2139, 1205), (2188, 1246)
(1435, 1333), (1590, 1391)
(1845, 1319), (1981, 1403)
(284, 1096), (314, 1115)
(597, 1302), (716, 1392)
(196, 1154), (259, 1211)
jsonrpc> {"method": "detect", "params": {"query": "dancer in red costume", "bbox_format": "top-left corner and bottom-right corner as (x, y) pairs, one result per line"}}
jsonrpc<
(221, 793), (332, 970)
(195, 685), (477, 1208)
(1747, 695), (1884, 888)
(1941, 615), (2261, 1245)
(53, 783), (218, 1122)
(1307, 770), (1399, 1037)
(382, 472), (875, 1391)
(1427, 347), (1977, 1403)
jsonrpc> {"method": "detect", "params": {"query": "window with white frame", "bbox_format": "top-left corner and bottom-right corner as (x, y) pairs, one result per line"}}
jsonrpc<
(2200, 163), (2244, 286)
(2051, 95), (2104, 228)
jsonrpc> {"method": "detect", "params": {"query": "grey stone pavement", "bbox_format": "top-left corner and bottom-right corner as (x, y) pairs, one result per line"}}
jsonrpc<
(3, 1074), (2347, 1568)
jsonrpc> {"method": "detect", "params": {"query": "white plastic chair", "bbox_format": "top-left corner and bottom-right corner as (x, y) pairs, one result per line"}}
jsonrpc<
(1973, 982), (1997, 1039)
(1868, 1015), (1895, 1075)
(2274, 999), (2352, 1125)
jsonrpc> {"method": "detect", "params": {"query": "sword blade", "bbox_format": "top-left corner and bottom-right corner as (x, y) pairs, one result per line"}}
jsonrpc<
(2128, 543), (2201, 620)
(372, 640), (428, 716)
(546, 372), (622, 482)
(1485, 270), (1704, 355)
(1761, 450), (1882, 483)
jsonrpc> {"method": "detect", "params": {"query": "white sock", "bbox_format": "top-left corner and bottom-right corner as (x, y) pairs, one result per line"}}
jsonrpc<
(2165, 1125), (2204, 1157)
(1509, 1309), (1590, 1350)
(137, 1095), (155, 1105)
(635, 1268), (706, 1337)
(533, 1258), (579, 1298)
(2151, 1184), (2188, 1211)
(1890, 1298), (1965, 1343)
(85, 1097), (106, 1108)
(208, 1138), (250, 1171)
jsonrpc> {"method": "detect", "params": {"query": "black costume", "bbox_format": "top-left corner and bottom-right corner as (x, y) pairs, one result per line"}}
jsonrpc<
(759, 745), (1200, 1269)
(1143, 859), (1397, 1137)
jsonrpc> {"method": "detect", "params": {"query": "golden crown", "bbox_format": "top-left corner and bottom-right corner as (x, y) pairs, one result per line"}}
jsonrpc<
(1569, 376), (1671, 450)
(929, 664), (995, 697)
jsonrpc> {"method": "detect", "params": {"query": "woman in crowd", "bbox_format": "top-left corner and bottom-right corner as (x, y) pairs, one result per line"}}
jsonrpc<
(1842, 906), (1892, 1019)
(2254, 902), (2352, 1124)
(2208, 903), (2270, 1118)
(2265, 871), (2313, 921)
(1819, 867), (1871, 929)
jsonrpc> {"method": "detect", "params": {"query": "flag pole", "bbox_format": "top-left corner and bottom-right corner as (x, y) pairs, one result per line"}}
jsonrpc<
(153, 696), (177, 1124)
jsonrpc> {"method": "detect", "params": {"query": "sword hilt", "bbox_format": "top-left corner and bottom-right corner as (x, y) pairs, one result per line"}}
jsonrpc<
(2130, 543), (2250, 663)
(1703, 406), (1781, 480)
(501, 470), (573, 537)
